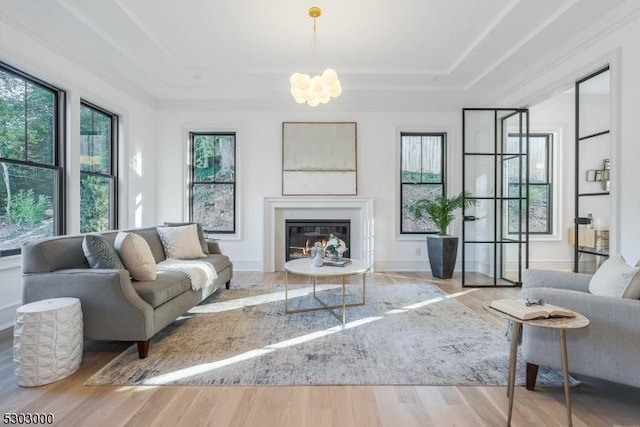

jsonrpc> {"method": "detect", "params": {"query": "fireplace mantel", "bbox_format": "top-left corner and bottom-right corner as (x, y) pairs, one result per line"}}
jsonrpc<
(263, 197), (374, 272)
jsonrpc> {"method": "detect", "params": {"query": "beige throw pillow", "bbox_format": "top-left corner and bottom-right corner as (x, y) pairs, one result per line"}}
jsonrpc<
(156, 224), (206, 259)
(588, 255), (640, 299)
(164, 222), (209, 254)
(114, 232), (157, 281)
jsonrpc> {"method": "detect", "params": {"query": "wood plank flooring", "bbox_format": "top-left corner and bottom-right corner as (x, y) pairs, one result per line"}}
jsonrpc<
(1, 271), (639, 427)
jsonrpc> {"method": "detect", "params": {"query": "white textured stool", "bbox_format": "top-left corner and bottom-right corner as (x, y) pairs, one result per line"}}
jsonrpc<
(14, 297), (83, 387)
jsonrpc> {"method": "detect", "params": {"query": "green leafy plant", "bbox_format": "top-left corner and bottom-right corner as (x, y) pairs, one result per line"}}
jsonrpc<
(9, 189), (51, 225)
(406, 191), (475, 236)
(80, 175), (110, 233)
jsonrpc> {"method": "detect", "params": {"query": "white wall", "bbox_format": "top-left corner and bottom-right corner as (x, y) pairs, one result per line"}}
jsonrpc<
(498, 10), (640, 266)
(526, 94), (575, 270)
(0, 22), (157, 330)
(155, 109), (460, 272)
(156, 11), (640, 273)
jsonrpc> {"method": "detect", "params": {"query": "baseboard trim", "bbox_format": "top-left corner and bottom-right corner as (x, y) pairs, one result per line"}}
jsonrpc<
(254, 258), (575, 273)
(375, 259), (575, 273)
(232, 260), (263, 272)
(374, 260), (430, 272)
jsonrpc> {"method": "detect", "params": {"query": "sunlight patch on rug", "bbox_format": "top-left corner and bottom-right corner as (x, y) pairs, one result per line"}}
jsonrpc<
(187, 285), (341, 314)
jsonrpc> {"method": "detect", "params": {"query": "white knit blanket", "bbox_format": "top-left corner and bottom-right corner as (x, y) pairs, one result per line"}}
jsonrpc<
(156, 258), (218, 293)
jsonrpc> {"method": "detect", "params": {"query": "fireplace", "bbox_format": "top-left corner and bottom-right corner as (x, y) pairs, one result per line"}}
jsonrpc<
(263, 196), (373, 271)
(285, 219), (351, 261)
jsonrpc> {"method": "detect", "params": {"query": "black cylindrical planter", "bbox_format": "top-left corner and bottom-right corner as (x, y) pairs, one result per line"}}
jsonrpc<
(426, 236), (458, 279)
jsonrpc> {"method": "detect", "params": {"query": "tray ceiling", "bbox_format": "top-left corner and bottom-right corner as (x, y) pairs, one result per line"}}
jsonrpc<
(0, 0), (635, 110)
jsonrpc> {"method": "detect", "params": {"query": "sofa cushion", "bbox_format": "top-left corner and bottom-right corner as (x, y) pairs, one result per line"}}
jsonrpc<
(202, 253), (231, 272)
(132, 270), (193, 308)
(115, 231), (157, 281)
(82, 234), (124, 269)
(589, 255), (640, 299)
(164, 222), (209, 255)
(156, 224), (206, 259)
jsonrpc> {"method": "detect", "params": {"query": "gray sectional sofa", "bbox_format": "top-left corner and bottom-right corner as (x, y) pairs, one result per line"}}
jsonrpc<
(21, 226), (232, 358)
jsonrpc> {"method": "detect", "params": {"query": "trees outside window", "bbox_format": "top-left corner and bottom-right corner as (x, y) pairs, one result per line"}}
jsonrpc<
(0, 63), (64, 256)
(189, 132), (236, 233)
(80, 102), (118, 233)
(507, 133), (553, 234)
(400, 133), (446, 233)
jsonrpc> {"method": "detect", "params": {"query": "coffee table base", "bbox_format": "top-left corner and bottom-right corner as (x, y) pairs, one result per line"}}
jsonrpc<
(285, 271), (366, 324)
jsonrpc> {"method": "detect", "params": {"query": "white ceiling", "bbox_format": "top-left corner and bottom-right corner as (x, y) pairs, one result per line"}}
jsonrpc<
(0, 0), (636, 110)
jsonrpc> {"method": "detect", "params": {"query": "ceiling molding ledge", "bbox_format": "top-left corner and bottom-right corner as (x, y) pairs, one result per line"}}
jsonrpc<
(463, 0), (582, 91)
(0, 12), (159, 108)
(487, 1), (640, 107)
(446, 0), (521, 74)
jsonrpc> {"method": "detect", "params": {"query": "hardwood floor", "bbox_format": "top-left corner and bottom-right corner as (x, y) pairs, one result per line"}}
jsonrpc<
(1, 271), (639, 427)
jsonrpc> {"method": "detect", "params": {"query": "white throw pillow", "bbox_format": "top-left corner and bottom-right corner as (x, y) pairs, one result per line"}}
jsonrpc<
(588, 255), (640, 299)
(114, 232), (157, 281)
(156, 224), (206, 259)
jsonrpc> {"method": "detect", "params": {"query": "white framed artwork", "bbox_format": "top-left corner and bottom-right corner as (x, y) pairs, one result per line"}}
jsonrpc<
(282, 122), (357, 195)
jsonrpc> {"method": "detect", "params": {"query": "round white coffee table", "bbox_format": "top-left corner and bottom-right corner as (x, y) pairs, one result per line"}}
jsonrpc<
(284, 258), (370, 323)
(14, 297), (83, 387)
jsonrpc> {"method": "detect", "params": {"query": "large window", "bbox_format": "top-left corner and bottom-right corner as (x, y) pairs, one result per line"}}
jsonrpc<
(189, 132), (236, 233)
(507, 133), (553, 234)
(400, 132), (446, 234)
(0, 62), (64, 256)
(80, 101), (118, 233)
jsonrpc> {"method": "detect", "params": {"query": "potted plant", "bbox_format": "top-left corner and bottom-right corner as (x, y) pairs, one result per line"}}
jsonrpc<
(406, 192), (474, 279)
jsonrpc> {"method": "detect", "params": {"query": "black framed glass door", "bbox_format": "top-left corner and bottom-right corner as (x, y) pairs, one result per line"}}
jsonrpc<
(462, 108), (529, 287)
(574, 66), (610, 273)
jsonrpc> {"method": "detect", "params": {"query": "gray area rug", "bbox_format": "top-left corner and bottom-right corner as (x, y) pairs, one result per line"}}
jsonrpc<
(86, 283), (574, 386)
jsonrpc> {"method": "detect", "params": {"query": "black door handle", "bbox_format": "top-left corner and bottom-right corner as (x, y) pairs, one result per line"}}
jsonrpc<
(464, 215), (477, 222)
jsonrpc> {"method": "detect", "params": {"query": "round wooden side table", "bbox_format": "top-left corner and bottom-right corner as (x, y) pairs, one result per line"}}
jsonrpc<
(483, 302), (589, 427)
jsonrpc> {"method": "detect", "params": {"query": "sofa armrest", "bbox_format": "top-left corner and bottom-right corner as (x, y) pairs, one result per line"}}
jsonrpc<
(522, 268), (592, 293)
(519, 287), (640, 387)
(520, 287), (640, 319)
(22, 268), (154, 341)
(207, 240), (223, 254)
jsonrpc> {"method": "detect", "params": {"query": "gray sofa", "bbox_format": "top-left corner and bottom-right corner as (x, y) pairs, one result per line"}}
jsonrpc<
(21, 226), (233, 358)
(519, 269), (640, 389)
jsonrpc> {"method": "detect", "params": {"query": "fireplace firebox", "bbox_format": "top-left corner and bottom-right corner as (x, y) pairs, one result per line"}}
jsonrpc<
(285, 219), (350, 261)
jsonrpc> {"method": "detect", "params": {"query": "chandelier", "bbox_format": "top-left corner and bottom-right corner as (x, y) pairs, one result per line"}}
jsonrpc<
(289, 7), (342, 107)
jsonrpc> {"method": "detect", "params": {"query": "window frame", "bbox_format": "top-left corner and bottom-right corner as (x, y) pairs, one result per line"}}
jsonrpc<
(400, 132), (447, 234)
(79, 99), (119, 233)
(188, 131), (236, 234)
(0, 61), (66, 257)
(507, 132), (553, 235)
